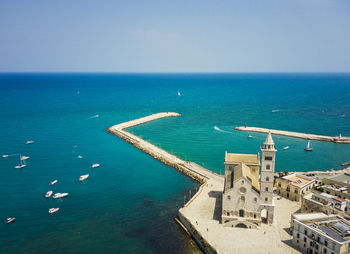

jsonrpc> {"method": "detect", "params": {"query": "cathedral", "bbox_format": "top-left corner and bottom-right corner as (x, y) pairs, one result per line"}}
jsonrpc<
(222, 132), (276, 229)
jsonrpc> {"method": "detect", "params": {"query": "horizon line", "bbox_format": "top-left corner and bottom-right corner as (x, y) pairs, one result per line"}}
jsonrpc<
(0, 71), (350, 75)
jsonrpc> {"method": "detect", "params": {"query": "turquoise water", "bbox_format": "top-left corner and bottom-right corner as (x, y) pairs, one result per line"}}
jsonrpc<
(0, 73), (350, 253)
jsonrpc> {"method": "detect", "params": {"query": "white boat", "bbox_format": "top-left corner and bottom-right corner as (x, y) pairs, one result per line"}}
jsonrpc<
(79, 174), (89, 181)
(248, 135), (253, 138)
(178, 91), (181, 96)
(49, 180), (58, 186)
(21, 156), (30, 160)
(283, 146), (290, 150)
(77, 155), (83, 159)
(14, 163), (26, 169)
(74, 145), (78, 148)
(48, 208), (59, 214)
(45, 191), (53, 198)
(15, 154), (26, 168)
(91, 163), (100, 168)
(2, 154), (9, 158)
(5, 217), (15, 224)
(53, 193), (69, 199)
(304, 141), (313, 151)
(25, 140), (34, 145)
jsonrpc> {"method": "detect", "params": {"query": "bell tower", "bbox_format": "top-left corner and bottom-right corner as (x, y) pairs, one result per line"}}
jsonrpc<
(260, 132), (276, 205)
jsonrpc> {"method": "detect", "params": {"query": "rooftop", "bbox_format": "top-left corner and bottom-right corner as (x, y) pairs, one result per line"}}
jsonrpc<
(225, 152), (259, 164)
(281, 174), (315, 188)
(294, 213), (350, 244)
(329, 173), (350, 185)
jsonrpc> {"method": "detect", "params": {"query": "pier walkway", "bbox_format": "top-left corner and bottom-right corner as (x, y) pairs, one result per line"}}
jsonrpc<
(235, 126), (350, 144)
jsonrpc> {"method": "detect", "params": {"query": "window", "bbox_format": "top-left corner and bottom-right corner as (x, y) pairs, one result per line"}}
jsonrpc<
(297, 233), (300, 239)
(325, 240), (328, 247)
(278, 183), (281, 187)
(253, 197), (257, 203)
(227, 195), (231, 200)
(304, 237), (307, 242)
(266, 177), (269, 182)
(265, 156), (272, 161)
(230, 172), (234, 188)
(287, 187), (290, 192)
(323, 249), (327, 254)
(265, 197), (268, 202)
(305, 229), (308, 235)
(266, 164), (270, 170)
(239, 187), (247, 194)
(241, 196), (245, 201)
(295, 189), (298, 194)
(265, 187), (269, 192)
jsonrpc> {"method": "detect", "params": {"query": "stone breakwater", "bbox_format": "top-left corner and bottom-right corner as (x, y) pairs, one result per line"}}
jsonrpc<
(235, 126), (350, 144)
(107, 112), (221, 183)
(107, 112), (222, 254)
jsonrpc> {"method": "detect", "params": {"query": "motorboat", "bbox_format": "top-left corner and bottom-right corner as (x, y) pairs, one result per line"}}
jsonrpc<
(48, 208), (59, 214)
(91, 163), (100, 168)
(49, 180), (58, 186)
(79, 174), (89, 181)
(2, 155), (9, 158)
(45, 191), (53, 198)
(283, 146), (290, 150)
(74, 145), (78, 148)
(14, 163), (26, 169)
(77, 155), (83, 159)
(304, 140), (313, 151)
(21, 156), (30, 160)
(248, 135), (253, 138)
(178, 91), (181, 96)
(53, 193), (69, 199)
(25, 140), (34, 145)
(5, 217), (15, 224)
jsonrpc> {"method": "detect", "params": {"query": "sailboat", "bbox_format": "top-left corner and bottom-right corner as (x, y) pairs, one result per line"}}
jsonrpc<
(304, 140), (313, 151)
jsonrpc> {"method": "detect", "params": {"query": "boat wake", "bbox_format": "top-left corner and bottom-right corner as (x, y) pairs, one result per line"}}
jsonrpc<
(88, 114), (99, 119)
(214, 126), (232, 134)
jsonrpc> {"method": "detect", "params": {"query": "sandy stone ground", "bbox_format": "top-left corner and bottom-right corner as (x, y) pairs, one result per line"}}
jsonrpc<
(181, 177), (301, 254)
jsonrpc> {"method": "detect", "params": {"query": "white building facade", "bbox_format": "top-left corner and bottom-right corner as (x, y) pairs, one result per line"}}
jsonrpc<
(222, 132), (276, 228)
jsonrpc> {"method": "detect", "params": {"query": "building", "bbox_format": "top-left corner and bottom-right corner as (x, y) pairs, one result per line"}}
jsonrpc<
(275, 173), (315, 201)
(222, 132), (276, 228)
(301, 192), (347, 215)
(291, 213), (350, 254)
(323, 173), (350, 187)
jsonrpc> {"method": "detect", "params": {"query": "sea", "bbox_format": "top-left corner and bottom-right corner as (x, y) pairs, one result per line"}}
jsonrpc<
(0, 73), (349, 253)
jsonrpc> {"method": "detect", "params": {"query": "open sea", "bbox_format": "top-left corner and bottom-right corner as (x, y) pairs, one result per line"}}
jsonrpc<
(0, 73), (350, 253)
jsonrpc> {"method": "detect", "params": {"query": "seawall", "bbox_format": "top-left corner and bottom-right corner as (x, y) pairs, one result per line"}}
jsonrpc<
(235, 126), (350, 144)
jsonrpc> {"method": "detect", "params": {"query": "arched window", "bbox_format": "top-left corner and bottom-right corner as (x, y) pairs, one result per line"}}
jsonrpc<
(265, 187), (269, 192)
(266, 177), (269, 182)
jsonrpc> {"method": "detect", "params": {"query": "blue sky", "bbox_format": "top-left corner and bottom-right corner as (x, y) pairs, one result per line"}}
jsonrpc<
(0, 0), (349, 72)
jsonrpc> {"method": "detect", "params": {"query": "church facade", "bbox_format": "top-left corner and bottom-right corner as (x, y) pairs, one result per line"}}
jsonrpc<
(222, 132), (276, 229)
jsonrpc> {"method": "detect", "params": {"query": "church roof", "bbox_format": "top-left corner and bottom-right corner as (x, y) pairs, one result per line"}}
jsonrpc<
(235, 163), (260, 191)
(264, 131), (275, 145)
(225, 153), (259, 164)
